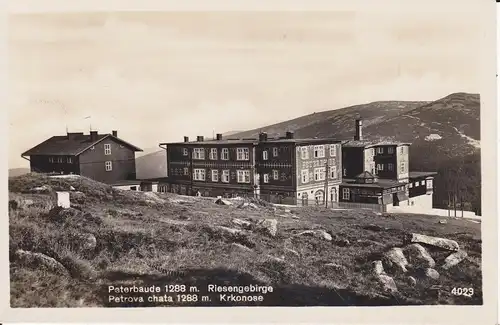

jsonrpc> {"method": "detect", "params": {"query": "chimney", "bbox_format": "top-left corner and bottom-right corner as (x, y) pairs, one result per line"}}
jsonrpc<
(259, 132), (268, 142)
(197, 136), (204, 142)
(216, 133), (223, 140)
(112, 130), (118, 137)
(183, 136), (189, 142)
(90, 131), (98, 141)
(285, 131), (294, 139)
(354, 119), (363, 141)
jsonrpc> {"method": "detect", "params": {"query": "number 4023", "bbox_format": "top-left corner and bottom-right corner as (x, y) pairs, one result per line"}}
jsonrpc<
(451, 288), (474, 297)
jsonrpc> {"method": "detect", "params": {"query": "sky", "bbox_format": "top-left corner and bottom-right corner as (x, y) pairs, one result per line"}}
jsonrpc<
(8, 10), (484, 168)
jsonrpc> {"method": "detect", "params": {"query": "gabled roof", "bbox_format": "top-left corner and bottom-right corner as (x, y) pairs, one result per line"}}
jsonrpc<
(355, 171), (376, 179)
(21, 133), (143, 157)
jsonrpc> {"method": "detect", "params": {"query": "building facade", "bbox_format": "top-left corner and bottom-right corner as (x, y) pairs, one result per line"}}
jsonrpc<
(21, 130), (142, 185)
(339, 119), (435, 212)
(159, 132), (342, 204)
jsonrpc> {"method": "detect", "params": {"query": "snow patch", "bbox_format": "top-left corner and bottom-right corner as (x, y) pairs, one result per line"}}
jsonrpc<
(451, 126), (480, 149)
(425, 134), (442, 141)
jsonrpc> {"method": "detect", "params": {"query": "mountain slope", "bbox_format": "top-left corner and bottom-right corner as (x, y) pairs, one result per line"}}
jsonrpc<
(135, 150), (167, 180)
(9, 168), (30, 178)
(231, 101), (429, 140)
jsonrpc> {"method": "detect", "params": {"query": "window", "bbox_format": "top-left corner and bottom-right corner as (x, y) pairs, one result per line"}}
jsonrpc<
(301, 170), (309, 183)
(388, 147), (394, 154)
(183, 148), (188, 156)
(273, 170), (279, 180)
(221, 148), (229, 160)
(105, 161), (112, 171)
(222, 170), (230, 183)
(209, 148), (218, 160)
(237, 170), (251, 183)
(400, 162), (406, 173)
(343, 168), (347, 176)
(57, 157), (63, 163)
(300, 147), (309, 159)
(421, 180), (425, 186)
(104, 144), (111, 155)
(314, 167), (326, 181)
(329, 166), (337, 179)
(193, 148), (205, 160)
(272, 147), (278, 157)
(67, 157), (73, 163)
(400, 146), (404, 154)
(313, 145), (325, 158)
(342, 188), (350, 200)
(414, 182), (419, 187)
(49, 157), (54, 163)
(329, 144), (337, 157)
(193, 169), (206, 181)
(263, 174), (270, 183)
(376, 147), (384, 154)
(183, 167), (189, 175)
(409, 183), (413, 188)
(211, 170), (219, 182)
(263, 150), (269, 160)
(236, 148), (249, 161)
(388, 163), (394, 171)
(426, 179), (433, 189)
(377, 163), (384, 171)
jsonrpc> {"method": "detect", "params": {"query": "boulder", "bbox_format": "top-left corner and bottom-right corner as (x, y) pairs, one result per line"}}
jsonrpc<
(296, 230), (332, 242)
(377, 274), (398, 293)
(403, 243), (436, 268)
(215, 198), (232, 206)
(231, 218), (252, 229)
(438, 219), (448, 224)
(255, 219), (278, 237)
(14, 249), (69, 276)
(231, 243), (253, 253)
(424, 268), (440, 280)
(217, 226), (243, 235)
(441, 250), (468, 270)
(404, 233), (459, 251)
(372, 260), (385, 275)
(382, 247), (409, 273)
(407, 276), (417, 287)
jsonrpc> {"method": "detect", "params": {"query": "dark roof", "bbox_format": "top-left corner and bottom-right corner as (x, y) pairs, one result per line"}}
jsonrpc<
(160, 137), (342, 146)
(110, 180), (143, 186)
(409, 171), (437, 179)
(22, 133), (143, 157)
(343, 140), (411, 148)
(342, 178), (406, 189)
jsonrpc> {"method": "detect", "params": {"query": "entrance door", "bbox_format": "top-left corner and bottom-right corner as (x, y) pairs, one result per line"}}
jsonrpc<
(330, 187), (337, 202)
(301, 192), (308, 206)
(392, 193), (399, 206)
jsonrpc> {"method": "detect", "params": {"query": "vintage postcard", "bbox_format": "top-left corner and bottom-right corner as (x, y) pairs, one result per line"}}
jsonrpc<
(1, 0), (497, 324)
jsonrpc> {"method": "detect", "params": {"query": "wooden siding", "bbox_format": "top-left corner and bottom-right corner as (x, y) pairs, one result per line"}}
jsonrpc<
(341, 147), (364, 178)
(79, 138), (137, 184)
(29, 155), (80, 174)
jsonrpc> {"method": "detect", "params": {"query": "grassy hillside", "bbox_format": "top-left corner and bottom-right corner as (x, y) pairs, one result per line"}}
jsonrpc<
(9, 173), (482, 307)
(231, 93), (481, 213)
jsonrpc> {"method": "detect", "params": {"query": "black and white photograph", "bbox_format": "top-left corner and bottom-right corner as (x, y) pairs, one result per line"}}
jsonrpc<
(1, 0), (497, 324)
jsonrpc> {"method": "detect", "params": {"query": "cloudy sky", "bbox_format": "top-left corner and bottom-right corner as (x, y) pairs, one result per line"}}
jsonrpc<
(8, 10), (484, 168)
